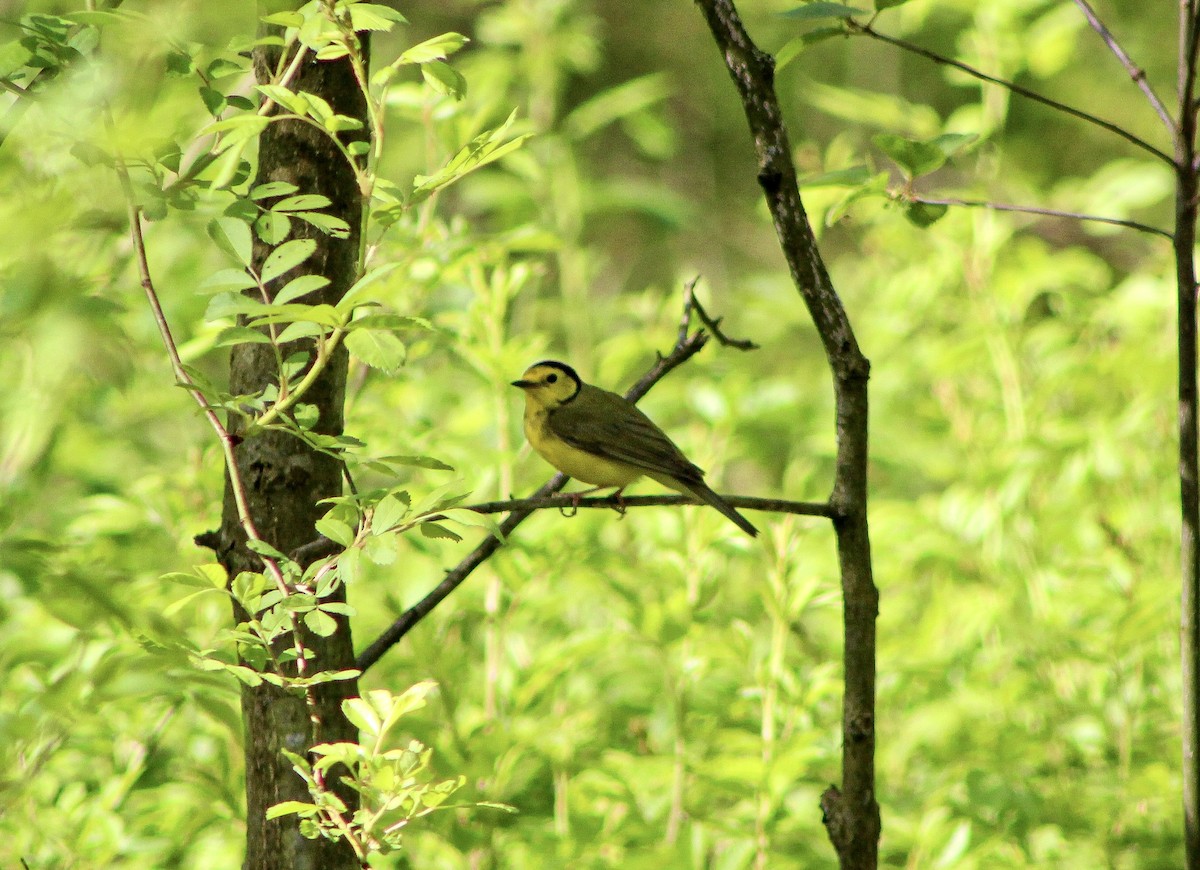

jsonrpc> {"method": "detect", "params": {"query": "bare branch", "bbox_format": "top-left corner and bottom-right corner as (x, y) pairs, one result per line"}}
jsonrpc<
(693, 1), (879, 864)
(912, 195), (1174, 240)
(852, 21), (1174, 167)
(1071, 0), (1175, 133)
(686, 278), (761, 350)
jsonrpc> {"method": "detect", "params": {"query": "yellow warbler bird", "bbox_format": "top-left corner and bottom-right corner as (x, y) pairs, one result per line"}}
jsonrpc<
(512, 360), (758, 537)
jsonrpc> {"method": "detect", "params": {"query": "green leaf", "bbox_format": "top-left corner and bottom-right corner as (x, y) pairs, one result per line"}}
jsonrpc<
(161, 571), (214, 589)
(254, 211), (292, 246)
(315, 42), (350, 61)
(371, 494), (409, 535)
(348, 3), (407, 32)
(199, 267), (258, 293)
(876, 0), (913, 8)
(781, 2), (865, 19)
(349, 313), (433, 332)
(246, 538), (286, 560)
(227, 664), (264, 686)
(322, 114), (363, 133)
(276, 321), (327, 342)
(397, 32), (468, 65)
(256, 83), (309, 115)
(246, 302), (341, 329)
(345, 329), (406, 373)
(272, 194), (332, 212)
(304, 609), (338, 637)
(293, 403), (319, 430)
(203, 114), (271, 148)
(873, 133), (947, 178)
(292, 211), (351, 238)
(932, 132), (978, 157)
(207, 218), (252, 265)
(297, 91), (334, 122)
(421, 60), (467, 100)
(251, 181), (300, 199)
(266, 801), (317, 820)
(199, 86), (226, 117)
(315, 516), (355, 547)
(409, 113), (530, 206)
(214, 326), (272, 348)
(378, 454), (453, 471)
(904, 200), (948, 227)
(564, 73), (671, 142)
(338, 263), (402, 312)
(261, 11), (304, 27)
(260, 239), (318, 284)
(274, 274), (330, 304)
(209, 142), (251, 191)
(344, 696), (382, 735)
(437, 508), (504, 542)
(204, 292), (269, 322)
(420, 522), (462, 542)
(379, 681), (435, 732)
(300, 669), (360, 686)
(206, 57), (246, 79)
(800, 165), (872, 187)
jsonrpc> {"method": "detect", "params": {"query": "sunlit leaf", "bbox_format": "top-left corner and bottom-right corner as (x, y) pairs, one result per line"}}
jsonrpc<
(260, 239), (318, 284)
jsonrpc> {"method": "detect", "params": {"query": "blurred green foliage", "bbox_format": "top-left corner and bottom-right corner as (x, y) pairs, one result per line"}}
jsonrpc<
(0, 0), (1183, 867)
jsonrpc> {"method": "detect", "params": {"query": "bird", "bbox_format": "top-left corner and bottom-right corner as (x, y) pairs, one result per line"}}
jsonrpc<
(511, 360), (758, 536)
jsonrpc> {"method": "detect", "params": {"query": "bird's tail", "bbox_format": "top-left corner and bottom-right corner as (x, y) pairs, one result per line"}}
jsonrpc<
(683, 480), (759, 537)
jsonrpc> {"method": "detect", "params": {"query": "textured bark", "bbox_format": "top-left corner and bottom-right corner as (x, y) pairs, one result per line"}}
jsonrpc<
(211, 32), (369, 870)
(693, 1), (880, 866)
(1176, 9), (1200, 866)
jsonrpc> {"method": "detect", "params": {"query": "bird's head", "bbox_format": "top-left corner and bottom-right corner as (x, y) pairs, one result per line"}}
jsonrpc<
(511, 360), (582, 410)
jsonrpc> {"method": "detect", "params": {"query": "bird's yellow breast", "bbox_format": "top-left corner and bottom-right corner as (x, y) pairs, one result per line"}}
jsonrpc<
(523, 406), (643, 488)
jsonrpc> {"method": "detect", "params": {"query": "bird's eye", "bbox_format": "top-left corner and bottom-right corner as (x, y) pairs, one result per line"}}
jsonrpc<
(546, 373), (558, 383)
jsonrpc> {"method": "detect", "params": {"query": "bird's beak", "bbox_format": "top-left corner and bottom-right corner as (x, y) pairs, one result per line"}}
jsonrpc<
(511, 379), (534, 389)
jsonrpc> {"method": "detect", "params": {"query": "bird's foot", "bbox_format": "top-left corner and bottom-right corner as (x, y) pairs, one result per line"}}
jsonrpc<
(607, 488), (628, 518)
(560, 486), (600, 518)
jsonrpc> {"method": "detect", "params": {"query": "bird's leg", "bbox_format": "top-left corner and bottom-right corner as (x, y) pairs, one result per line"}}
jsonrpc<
(608, 487), (628, 517)
(560, 485), (605, 517)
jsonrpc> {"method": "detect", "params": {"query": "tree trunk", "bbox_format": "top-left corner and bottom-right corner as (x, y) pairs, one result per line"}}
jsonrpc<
(212, 27), (369, 870)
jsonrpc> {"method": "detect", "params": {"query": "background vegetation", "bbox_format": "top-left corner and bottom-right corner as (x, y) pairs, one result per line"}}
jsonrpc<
(0, 0), (1182, 866)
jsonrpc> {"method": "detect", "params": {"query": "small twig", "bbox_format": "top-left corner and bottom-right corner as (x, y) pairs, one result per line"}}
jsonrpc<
(108, 110), (320, 729)
(356, 299), (716, 674)
(1071, 0), (1175, 134)
(686, 277), (761, 350)
(912, 195), (1174, 240)
(851, 21), (1174, 167)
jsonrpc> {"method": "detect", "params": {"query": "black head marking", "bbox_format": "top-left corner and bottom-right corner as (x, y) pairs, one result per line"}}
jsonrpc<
(532, 360), (582, 401)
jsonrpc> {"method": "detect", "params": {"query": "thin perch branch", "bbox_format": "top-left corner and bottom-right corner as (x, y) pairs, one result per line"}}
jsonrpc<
(451, 493), (834, 519)
(912, 195), (1174, 240)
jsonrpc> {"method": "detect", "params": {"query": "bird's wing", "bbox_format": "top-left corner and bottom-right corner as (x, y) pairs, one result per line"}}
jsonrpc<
(547, 385), (705, 484)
